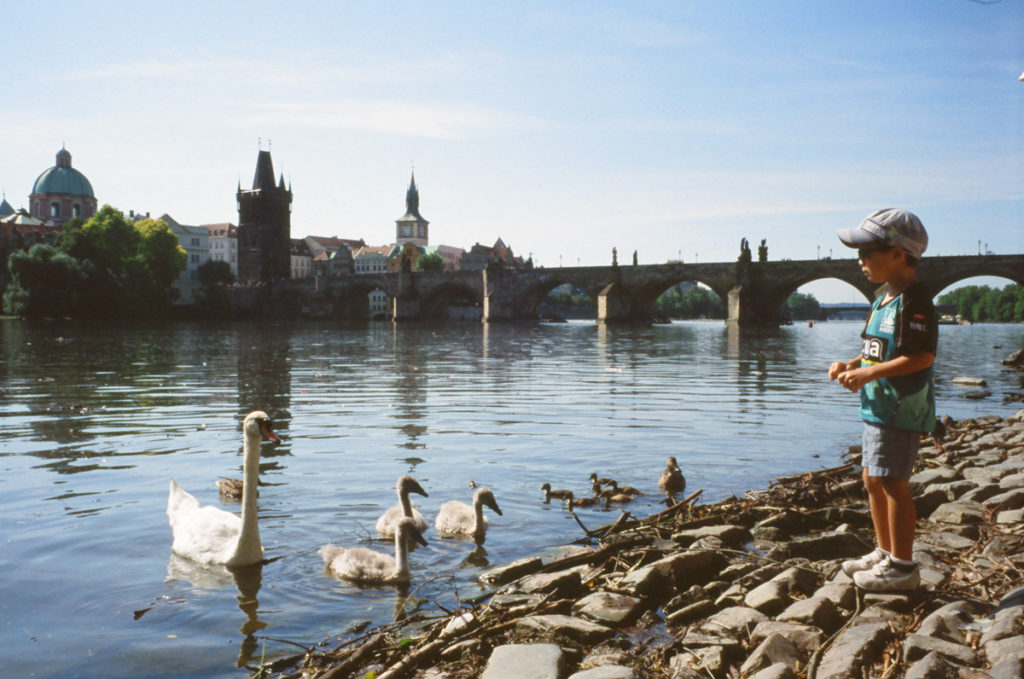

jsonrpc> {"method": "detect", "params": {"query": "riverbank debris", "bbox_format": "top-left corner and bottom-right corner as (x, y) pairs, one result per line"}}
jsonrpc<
(252, 409), (1024, 679)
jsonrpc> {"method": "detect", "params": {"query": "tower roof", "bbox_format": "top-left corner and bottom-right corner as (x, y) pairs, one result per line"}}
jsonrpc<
(31, 147), (95, 198)
(0, 193), (14, 218)
(397, 171), (428, 223)
(251, 150), (277, 191)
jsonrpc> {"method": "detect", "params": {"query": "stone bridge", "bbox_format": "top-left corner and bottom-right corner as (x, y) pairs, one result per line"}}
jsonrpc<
(247, 254), (1024, 326)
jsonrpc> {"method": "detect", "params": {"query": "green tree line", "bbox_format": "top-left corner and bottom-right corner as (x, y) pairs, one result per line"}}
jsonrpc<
(3, 205), (188, 319)
(937, 284), (1024, 323)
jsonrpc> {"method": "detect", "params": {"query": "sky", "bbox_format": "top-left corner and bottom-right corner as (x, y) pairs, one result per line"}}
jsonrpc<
(2, 1), (1021, 302)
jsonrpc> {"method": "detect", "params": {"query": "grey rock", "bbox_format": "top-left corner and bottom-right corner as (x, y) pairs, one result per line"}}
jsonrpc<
(664, 585), (709, 613)
(996, 507), (1024, 524)
(959, 482), (1007, 503)
(567, 666), (635, 679)
(910, 466), (961, 488)
(747, 664), (797, 679)
(739, 633), (802, 677)
(750, 620), (825, 654)
(515, 567), (585, 595)
(903, 633), (978, 665)
(815, 621), (892, 679)
(669, 647), (730, 678)
(617, 549), (724, 595)
(672, 524), (752, 548)
(962, 466), (1004, 484)
(704, 605), (769, 635)
(915, 614), (960, 643)
(929, 501), (986, 524)
(985, 634), (1024, 666)
(979, 613), (1021, 645)
(744, 580), (790, 615)
(814, 582), (856, 610)
(480, 556), (543, 586)
(516, 614), (614, 644)
(481, 643), (565, 679)
(984, 488), (1024, 510)
(916, 531), (976, 553)
(904, 650), (958, 679)
(862, 591), (914, 614)
(665, 599), (716, 626)
(572, 591), (646, 627)
(770, 566), (820, 595)
(777, 596), (843, 634)
(928, 480), (977, 499)
(713, 583), (747, 608)
(999, 471), (1024, 489)
(764, 531), (869, 562)
(990, 656), (1024, 679)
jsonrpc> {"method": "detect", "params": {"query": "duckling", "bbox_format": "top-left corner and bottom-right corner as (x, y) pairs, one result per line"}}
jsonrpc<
(215, 477), (248, 500)
(603, 491), (636, 506)
(605, 479), (642, 497)
(540, 482), (573, 502)
(375, 475), (429, 538)
(589, 472), (616, 487)
(564, 491), (600, 509)
(657, 456), (686, 500)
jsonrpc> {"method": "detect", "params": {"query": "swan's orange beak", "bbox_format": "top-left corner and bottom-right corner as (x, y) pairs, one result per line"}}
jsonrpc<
(260, 421), (281, 444)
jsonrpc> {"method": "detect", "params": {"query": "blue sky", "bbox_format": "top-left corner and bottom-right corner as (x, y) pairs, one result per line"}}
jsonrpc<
(2, 1), (1021, 301)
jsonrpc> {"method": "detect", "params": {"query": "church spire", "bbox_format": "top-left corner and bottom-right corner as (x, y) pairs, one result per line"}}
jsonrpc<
(405, 171), (421, 219)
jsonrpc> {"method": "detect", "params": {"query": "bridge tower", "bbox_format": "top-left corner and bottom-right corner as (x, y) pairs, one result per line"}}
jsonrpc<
(395, 172), (429, 248)
(237, 150), (292, 284)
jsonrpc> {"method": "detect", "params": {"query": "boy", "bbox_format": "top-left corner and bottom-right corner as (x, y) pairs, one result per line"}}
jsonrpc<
(828, 208), (937, 591)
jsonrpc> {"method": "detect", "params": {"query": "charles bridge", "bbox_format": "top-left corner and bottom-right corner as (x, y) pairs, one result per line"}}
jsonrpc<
(241, 254), (1024, 326)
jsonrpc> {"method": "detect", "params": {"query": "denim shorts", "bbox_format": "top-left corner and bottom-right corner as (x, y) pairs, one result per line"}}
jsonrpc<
(862, 422), (921, 479)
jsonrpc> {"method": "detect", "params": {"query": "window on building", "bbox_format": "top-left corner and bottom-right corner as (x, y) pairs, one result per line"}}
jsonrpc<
(401, 226), (411, 237)
(191, 238), (200, 246)
(50, 203), (60, 217)
(72, 204), (81, 218)
(191, 254), (200, 263)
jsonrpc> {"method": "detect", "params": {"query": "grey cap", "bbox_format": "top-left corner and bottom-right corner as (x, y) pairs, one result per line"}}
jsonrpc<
(837, 208), (928, 258)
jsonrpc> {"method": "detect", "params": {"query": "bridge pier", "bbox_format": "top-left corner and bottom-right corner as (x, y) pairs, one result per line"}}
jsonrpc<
(597, 283), (631, 324)
(482, 268), (534, 322)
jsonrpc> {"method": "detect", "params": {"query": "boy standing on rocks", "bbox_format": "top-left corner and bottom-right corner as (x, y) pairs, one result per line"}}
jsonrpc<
(828, 208), (937, 591)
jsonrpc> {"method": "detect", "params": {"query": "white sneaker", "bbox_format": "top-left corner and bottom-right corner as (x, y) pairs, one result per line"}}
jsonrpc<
(841, 548), (887, 576)
(853, 558), (920, 591)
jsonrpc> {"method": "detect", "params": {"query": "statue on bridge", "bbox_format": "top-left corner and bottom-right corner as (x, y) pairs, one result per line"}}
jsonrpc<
(758, 238), (768, 263)
(738, 238), (752, 264)
(612, 247), (618, 267)
(633, 250), (638, 266)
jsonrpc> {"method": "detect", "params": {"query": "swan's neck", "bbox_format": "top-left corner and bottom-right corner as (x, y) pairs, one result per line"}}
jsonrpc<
(399, 488), (413, 518)
(393, 531), (410, 577)
(472, 498), (485, 535)
(233, 429), (262, 562)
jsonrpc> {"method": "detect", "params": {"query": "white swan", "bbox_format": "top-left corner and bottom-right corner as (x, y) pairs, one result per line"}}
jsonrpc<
(320, 516), (427, 585)
(167, 411), (280, 567)
(375, 475), (429, 537)
(657, 456), (686, 500)
(435, 487), (502, 540)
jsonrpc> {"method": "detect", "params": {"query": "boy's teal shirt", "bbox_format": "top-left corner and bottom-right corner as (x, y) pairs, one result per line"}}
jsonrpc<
(859, 281), (937, 433)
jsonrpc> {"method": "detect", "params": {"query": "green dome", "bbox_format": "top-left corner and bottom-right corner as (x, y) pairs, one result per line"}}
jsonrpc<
(31, 148), (95, 198)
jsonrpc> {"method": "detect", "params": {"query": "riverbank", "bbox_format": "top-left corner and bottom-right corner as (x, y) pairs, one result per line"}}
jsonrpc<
(252, 408), (1024, 679)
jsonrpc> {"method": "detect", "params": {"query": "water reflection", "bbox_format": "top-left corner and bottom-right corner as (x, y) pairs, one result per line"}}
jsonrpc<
(235, 323), (292, 442)
(166, 555), (266, 668)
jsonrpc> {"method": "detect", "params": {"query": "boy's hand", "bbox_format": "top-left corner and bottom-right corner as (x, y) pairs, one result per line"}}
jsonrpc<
(828, 362), (847, 380)
(837, 367), (871, 392)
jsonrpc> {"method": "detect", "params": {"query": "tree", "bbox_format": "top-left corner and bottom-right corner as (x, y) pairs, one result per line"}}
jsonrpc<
(415, 252), (445, 272)
(3, 244), (85, 317)
(783, 291), (822, 320)
(938, 284), (1024, 323)
(196, 260), (235, 315)
(7, 206), (188, 320)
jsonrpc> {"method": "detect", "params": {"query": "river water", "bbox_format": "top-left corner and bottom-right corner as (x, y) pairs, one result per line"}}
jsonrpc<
(1, 319), (1022, 678)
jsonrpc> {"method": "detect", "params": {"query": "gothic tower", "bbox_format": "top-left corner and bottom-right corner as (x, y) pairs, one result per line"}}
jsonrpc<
(237, 150), (292, 284)
(395, 172), (429, 247)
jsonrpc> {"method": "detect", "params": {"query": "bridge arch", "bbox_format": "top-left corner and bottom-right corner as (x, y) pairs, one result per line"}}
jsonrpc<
(418, 281), (481, 319)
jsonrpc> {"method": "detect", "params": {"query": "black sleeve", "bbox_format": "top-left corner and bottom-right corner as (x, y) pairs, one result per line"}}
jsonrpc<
(896, 284), (937, 355)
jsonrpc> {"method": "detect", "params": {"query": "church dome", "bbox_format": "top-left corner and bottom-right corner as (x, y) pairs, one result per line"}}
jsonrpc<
(32, 148), (95, 198)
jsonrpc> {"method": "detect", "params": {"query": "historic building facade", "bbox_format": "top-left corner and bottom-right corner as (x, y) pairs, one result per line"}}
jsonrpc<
(237, 150), (292, 284)
(30, 147), (98, 227)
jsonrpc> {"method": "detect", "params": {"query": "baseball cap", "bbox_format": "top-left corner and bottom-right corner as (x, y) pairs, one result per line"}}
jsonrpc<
(837, 208), (928, 259)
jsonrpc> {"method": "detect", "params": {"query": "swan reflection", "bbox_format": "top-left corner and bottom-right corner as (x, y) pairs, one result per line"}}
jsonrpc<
(166, 554), (266, 668)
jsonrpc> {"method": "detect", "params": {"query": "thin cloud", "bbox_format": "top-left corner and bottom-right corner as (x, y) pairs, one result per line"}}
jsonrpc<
(242, 99), (552, 139)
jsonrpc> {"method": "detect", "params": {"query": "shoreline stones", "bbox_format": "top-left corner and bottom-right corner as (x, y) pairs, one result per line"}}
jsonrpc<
(258, 409), (1024, 679)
